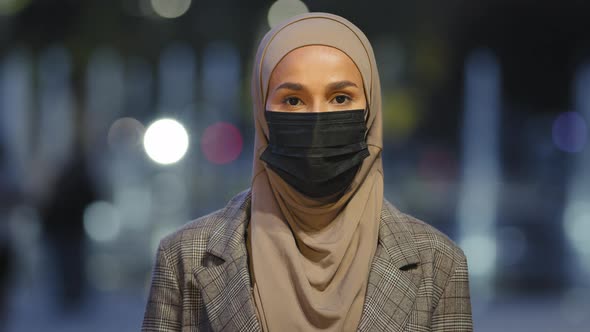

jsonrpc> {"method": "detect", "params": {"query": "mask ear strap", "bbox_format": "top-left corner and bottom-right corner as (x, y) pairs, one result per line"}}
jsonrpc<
(363, 80), (370, 121)
(364, 108), (370, 135)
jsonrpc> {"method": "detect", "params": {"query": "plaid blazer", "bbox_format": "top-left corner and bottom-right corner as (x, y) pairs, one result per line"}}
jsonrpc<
(142, 189), (472, 331)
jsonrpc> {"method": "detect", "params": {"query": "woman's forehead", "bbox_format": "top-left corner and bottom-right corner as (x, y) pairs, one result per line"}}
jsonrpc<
(269, 45), (364, 83)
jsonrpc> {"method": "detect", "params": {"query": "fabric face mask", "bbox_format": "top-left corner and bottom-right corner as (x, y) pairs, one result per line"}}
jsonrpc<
(260, 109), (370, 198)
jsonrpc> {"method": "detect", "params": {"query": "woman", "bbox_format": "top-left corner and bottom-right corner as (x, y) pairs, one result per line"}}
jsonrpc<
(142, 12), (472, 332)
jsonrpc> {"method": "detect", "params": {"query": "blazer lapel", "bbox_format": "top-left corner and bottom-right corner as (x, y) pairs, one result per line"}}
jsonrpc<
(358, 200), (423, 332)
(193, 191), (261, 332)
(193, 192), (422, 332)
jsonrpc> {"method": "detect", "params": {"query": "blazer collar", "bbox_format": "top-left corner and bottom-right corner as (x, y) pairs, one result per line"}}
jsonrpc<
(204, 189), (252, 261)
(357, 200), (423, 331)
(195, 189), (422, 332)
(377, 200), (422, 269)
(193, 190), (261, 332)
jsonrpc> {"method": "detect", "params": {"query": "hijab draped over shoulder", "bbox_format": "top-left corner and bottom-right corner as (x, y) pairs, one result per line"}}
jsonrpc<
(249, 12), (384, 331)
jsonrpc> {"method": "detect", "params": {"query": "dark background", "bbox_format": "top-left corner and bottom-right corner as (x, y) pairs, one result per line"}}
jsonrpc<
(1, 0), (589, 331)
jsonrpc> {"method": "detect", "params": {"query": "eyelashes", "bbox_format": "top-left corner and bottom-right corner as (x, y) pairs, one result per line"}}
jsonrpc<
(333, 95), (351, 104)
(283, 97), (302, 106)
(281, 95), (352, 107)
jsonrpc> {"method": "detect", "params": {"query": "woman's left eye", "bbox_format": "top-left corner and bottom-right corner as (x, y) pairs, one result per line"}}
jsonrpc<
(333, 95), (350, 104)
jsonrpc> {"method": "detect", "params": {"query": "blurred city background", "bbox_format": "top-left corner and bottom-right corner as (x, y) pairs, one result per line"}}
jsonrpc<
(0, 0), (589, 331)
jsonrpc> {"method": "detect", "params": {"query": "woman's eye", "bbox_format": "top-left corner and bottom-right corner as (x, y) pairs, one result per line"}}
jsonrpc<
(284, 97), (302, 106)
(333, 95), (350, 104)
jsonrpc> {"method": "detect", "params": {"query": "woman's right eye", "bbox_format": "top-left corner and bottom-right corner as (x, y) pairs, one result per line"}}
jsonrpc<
(284, 97), (302, 106)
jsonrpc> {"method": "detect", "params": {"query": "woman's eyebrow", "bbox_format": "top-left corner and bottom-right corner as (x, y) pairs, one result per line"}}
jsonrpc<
(275, 82), (303, 92)
(327, 80), (358, 90)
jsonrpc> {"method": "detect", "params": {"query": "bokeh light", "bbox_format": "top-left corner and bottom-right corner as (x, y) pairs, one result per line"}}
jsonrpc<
(143, 118), (189, 165)
(202, 41), (240, 106)
(150, 0), (191, 19)
(200, 122), (243, 165)
(267, 0), (309, 29)
(83, 201), (122, 243)
(552, 111), (588, 153)
(458, 48), (500, 293)
(86, 47), (125, 145)
(0, 0), (31, 16)
(564, 200), (590, 257)
(107, 117), (145, 150)
(37, 45), (74, 168)
(461, 234), (497, 277)
(0, 49), (33, 181)
(159, 42), (195, 109)
(417, 147), (456, 181)
(382, 89), (420, 142)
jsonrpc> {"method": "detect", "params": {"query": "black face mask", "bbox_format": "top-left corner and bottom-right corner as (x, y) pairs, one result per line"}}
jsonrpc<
(260, 109), (370, 198)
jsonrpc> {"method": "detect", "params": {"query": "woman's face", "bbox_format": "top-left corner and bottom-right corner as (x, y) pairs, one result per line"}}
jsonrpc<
(265, 45), (367, 113)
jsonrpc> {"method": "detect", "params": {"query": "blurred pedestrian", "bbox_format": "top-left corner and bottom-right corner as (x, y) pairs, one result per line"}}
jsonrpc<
(0, 230), (11, 331)
(0, 144), (17, 331)
(41, 143), (97, 312)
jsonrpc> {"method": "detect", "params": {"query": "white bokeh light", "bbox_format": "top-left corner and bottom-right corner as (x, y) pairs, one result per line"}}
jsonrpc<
(460, 234), (497, 277)
(267, 0), (309, 29)
(564, 200), (590, 257)
(143, 118), (189, 165)
(150, 0), (191, 19)
(83, 201), (121, 243)
(107, 117), (145, 149)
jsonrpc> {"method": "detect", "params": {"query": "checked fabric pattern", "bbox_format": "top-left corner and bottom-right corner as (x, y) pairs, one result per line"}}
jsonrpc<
(142, 189), (473, 331)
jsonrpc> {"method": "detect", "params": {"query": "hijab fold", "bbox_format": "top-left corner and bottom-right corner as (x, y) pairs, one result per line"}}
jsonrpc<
(250, 12), (384, 331)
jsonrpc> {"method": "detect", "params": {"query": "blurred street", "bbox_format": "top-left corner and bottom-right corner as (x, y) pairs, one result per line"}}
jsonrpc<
(5, 283), (590, 331)
(2, 0), (590, 330)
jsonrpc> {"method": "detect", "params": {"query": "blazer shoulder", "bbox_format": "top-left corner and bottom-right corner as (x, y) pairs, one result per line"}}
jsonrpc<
(383, 200), (466, 268)
(404, 213), (464, 261)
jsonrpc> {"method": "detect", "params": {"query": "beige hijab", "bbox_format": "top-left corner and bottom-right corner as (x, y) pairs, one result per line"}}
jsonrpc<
(249, 12), (384, 331)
